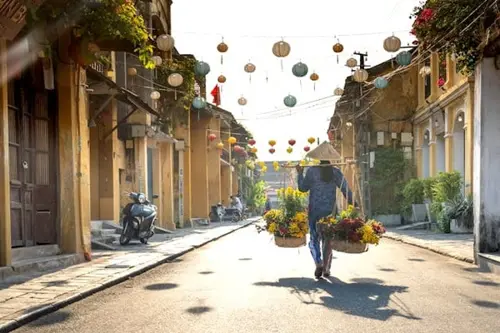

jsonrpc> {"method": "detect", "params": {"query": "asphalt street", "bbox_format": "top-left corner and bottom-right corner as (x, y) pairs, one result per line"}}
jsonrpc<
(14, 226), (500, 333)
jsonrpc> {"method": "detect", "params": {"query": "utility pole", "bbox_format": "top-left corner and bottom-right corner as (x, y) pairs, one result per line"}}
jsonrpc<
(351, 51), (371, 217)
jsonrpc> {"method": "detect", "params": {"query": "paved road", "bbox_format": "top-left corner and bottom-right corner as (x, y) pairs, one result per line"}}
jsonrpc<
(13, 226), (500, 333)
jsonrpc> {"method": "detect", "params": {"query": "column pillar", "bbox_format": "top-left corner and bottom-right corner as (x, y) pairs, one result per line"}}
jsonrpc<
(152, 142), (162, 223)
(134, 137), (148, 194)
(444, 108), (454, 172)
(174, 114), (191, 226)
(190, 115), (209, 218)
(207, 118), (221, 207)
(464, 79), (474, 194)
(428, 118), (437, 176)
(429, 52), (441, 103)
(417, 62), (427, 108)
(473, 58), (500, 260)
(161, 142), (175, 230)
(0, 38), (11, 266)
(414, 126), (422, 178)
(57, 33), (91, 257)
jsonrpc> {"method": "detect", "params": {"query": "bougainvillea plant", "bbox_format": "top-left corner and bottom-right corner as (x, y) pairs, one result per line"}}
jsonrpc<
(410, 0), (498, 74)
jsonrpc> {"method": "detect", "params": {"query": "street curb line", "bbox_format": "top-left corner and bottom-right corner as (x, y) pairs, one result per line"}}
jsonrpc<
(0, 219), (258, 333)
(384, 234), (474, 264)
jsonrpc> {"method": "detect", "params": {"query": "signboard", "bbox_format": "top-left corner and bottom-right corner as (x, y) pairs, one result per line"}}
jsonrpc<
(0, 0), (45, 41)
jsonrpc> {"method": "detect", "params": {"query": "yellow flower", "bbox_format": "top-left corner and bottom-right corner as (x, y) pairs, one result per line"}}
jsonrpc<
(289, 222), (300, 235)
(268, 222), (277, 234)
(359, 224), (379, 245)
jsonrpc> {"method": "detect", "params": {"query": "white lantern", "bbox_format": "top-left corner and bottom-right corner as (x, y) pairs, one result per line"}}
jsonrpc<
(127, 67), (137, 76)
(152, 56), (163, 67)
(244, 63), (256, 73)
(150, 91), (161, 100)
(419, 66), (431, 77)
(334, 88), (344, 96)
(346, 58), (357, 68)
(156, 34), (175, 51)
(383, 35), (401, 53)
(167, 73), (183, 87)
(238, 97), (247, 106)
(353, 69), (369, 83)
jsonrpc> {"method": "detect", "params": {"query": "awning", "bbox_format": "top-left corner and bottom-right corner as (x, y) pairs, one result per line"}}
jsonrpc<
(86, 67), (162, 118)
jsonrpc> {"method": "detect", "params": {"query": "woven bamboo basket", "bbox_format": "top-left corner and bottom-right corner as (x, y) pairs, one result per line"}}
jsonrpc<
(331, 239), (368, 253)
(274, 235), (307, 248)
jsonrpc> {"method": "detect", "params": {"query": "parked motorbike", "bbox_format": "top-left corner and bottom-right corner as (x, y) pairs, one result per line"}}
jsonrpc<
(209, 203), (241, 223)
(120, 192), (159, 245)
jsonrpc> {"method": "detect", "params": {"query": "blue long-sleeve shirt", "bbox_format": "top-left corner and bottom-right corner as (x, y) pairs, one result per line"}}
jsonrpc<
(298, 166), (354, 216)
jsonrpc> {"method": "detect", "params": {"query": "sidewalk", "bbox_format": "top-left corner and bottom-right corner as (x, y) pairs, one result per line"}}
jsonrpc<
(0, 218), (259, 332)
(384, 229), (474, 263)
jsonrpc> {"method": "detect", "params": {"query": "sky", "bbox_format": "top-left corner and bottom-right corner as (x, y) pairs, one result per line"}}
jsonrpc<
(172, 0), (419, 162)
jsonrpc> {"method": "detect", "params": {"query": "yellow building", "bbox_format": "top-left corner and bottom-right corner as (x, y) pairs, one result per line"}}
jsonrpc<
(413, 52), (473, 193)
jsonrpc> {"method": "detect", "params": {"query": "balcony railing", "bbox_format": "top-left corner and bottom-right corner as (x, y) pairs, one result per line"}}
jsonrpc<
(220, 149), (230, 164)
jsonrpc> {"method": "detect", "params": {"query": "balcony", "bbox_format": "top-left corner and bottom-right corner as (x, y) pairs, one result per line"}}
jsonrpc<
(220, 149), (230, 165)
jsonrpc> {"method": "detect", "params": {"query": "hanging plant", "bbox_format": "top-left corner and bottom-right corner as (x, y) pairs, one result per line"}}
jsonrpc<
(27, 0), (155, 68)
(409, 0), (498, 75)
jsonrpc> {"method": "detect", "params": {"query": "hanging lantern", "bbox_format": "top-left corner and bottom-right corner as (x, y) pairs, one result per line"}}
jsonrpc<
(238, 96), (247, 106)
(150, 91), (161, 100)
(396, 51), (412, 66)
(304, 146), (310, 152)
(310, 72), (319, 91)
(272, 40), (291, 71)
(292, 62), (308, 78)
(286, 147), (293, 154)
(283, 95), (297, 108)
(288, 139), (296, 146)
(353, 69), (369, 83)
(208, 134), (217, 142)
(268, 140), (276, 147)
(217, 38), (228, 64)
(250, 147), (258, 154)
(192, 96), (206, 109)
(248, 139), (256, 146)
(228, 136), (237, 145)
(167, 73), (183, 87)
(244, 62), (256, 83)
(216, 142), (224, 149)
(419, 66), (431, 77)
(374, 77), (388, 89)
(269, 148), (275, 154)
(383, 35), (401, 53)
(152, 55), (163, 67)
(332, 41), (344, 64)
(346, 58), (357, 68)
(307, 137), (315, 144)
(218, 75), (226, 83)
(156, 34), (175, 51)
(233, 145), (243, 153)
(334, 87), (344, 96)
(127, 67), (137, 76)
(194, 61), (210, 77)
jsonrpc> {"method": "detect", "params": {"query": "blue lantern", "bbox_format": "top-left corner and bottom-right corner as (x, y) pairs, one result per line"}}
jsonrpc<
(194, 61), (210, 76)
(374, 77), (388, 89)
(192, 96), (207, 109)
(292, 62), (308, 78)
(396, 51), (412, 66)
(284, 95), (297, 107)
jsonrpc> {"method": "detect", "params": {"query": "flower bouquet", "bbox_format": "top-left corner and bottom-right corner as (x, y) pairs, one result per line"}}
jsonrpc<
(317, 205), (386, 253)
(256, 187), (308, 248)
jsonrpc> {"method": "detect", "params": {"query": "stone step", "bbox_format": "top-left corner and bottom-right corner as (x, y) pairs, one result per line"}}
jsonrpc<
(11, 245), (60, 262)
(478, 253), (500, 275)
(1, 254), (83, 281)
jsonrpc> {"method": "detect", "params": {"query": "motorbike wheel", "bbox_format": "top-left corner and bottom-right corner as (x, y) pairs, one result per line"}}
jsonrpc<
(209, 212), (217, 222)
(119, 222), (131, 245)
(231, 212), (241, 223)
(140, 238), (148, 244)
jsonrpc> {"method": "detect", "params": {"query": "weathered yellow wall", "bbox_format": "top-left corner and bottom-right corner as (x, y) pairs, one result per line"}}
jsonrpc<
(232, 169), (239, 195)
(174, 113), (192, 225)
(0, 38), (11, 265)
(160, 142), (175, 229)
(221, 165), (230, 206)
(190, 116), (209, 218)
(207, 118), (221, 207)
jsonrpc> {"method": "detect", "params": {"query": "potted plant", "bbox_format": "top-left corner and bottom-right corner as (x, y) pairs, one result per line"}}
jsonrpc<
(443, 193), (474, 233)
(256, 187), (308, 248)
(317, 205), (386, 253)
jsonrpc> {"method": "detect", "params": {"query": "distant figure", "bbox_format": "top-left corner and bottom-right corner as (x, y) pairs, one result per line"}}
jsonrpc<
(297, 142), (356, 279)
(230, 195), (243, 214)
(264, 197), (271, 212)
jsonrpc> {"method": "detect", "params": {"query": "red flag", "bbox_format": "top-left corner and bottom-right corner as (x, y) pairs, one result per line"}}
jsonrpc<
(211, 85), (221, 106)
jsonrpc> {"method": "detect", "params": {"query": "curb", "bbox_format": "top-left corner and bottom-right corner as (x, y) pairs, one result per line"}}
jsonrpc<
(384, 233), (474, 264)
(0, 219), (258, 333)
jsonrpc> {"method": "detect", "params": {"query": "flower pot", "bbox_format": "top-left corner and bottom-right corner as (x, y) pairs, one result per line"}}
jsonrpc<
(274, 235), (306, 248)
(331, 239), (368, 254)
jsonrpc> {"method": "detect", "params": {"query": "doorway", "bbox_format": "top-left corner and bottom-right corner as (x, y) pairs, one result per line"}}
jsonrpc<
(8, 64), (58, 247)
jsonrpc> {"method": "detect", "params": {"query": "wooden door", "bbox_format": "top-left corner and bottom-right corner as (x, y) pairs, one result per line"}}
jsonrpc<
(8, 66), (57, 247)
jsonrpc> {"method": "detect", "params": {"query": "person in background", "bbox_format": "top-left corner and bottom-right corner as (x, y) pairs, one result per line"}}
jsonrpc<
(296, 142), (356, 279)
(264, 196), (272, 213)
(230, 195), (243, 214)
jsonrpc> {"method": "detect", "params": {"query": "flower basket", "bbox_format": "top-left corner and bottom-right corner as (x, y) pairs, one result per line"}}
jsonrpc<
(274, 235), (307, 248)
(331, 239), (368, 254)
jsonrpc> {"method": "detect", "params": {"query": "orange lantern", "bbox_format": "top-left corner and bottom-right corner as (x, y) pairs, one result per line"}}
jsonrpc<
(217, 38), (228, 64)
(268, 140), (276, 147)
(228, 136), (237, 145)
(216, 142), (224, 149)
(332, 41), (344, 64)
(307, 137), (315, 144)
(250, 147), (258, 154)
(218, 75), (226, 83)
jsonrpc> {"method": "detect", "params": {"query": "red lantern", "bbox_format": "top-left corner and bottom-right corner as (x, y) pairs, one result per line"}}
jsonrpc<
(248, 139), (256, 146)
(208, 134), (217, 142)
(269, 148), (275, 154)
(288, 139), (296, 146)
(233, 145), (242, 152)
(304, 146), (310, 152)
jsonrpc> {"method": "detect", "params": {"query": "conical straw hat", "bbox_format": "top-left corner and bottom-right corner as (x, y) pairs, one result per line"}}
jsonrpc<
(306, 141), (341, 161)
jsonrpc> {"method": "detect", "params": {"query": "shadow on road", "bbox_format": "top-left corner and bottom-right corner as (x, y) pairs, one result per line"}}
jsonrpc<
(185, 306), (213, 315)
(471, 300), (500, 309)
(254, 277), (420, 321)
(144, 283), (179, 291)
(238, 258), (253, 261)
(407, 258), (425, 262)
(27, 310), (71, 327)
(473, 280), (499, 287)
(199, 271), (214, 275)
